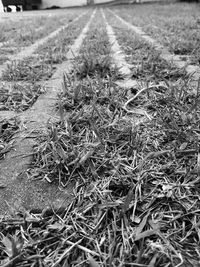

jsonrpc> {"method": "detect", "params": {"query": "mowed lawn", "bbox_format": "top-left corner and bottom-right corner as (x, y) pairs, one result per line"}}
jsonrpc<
(0, 3), (200, 266)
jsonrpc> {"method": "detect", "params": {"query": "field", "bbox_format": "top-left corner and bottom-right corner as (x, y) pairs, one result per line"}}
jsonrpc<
(0, 2), (200, 266)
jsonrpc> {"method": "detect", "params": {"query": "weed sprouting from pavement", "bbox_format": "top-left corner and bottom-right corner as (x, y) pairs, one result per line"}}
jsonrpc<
(75, 53), (118, 79)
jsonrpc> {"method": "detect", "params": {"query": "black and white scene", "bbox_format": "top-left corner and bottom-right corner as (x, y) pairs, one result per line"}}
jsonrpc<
(0, 0), (200, 266)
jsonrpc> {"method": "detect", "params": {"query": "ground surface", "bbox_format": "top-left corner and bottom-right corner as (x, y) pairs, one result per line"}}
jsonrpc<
(0, 3), (200, 266)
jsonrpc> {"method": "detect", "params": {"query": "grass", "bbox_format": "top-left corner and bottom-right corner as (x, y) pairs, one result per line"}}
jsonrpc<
(74, 11), (119, 80)
(2, 58), (55, 83)
(0, 82), (45, 112)
(0, 117), (19, 160)
(35, 13), (92, 65)
(1, 7), (200, 267)
(104, 14), (188, 83)
(0, 13), (79, 47)
(111, 3), (200, 64)
(0, 11), (83, 63)
(2, 70), (200, 266)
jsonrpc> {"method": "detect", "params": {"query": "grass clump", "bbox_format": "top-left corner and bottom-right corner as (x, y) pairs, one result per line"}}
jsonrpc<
(75, 54), (116, 79)
(2, 58), (55, 82)
(0, 83), (45, 112)
(30, 76), (127, 186)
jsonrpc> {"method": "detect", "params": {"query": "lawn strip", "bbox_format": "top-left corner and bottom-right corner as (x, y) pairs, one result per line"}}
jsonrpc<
(0, 10), (88, 76)
(108, 9), (200, 85)
(74, 9), (117, 80)
(0, 9), (96, 215)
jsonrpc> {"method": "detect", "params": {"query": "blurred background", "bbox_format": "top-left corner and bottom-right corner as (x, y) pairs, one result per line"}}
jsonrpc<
(0, 0), (150, 13)
(0, 0), (199, 12)
(0, 0), (112, 12)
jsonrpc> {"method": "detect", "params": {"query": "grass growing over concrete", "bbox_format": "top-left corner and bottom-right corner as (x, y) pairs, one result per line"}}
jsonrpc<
(0, 7), (200, 267)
